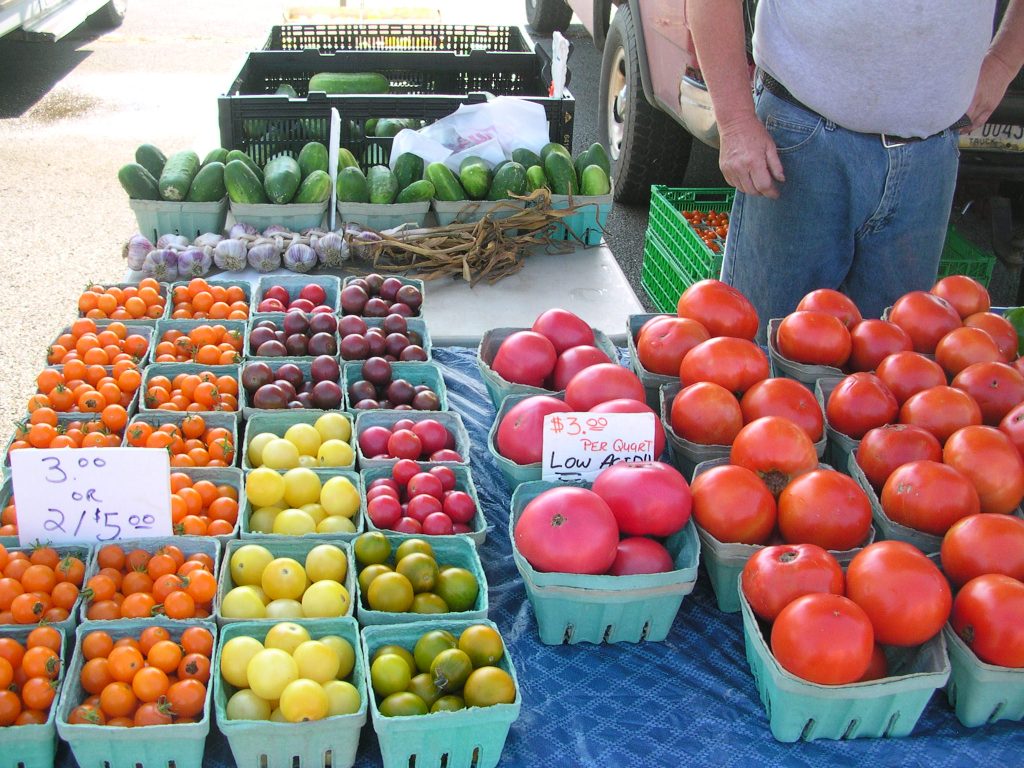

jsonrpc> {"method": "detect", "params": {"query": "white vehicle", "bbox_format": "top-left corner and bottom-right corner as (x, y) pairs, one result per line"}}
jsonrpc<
(0, 0), (125, 42)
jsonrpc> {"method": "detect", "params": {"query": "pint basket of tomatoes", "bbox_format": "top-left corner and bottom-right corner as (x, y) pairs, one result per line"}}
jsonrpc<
(627, 313), (685, 410)
(0, 624), (67, 768)
(55, 618), (216, 767)
(0, 544), (89, 642)
(0, 478), (16, 547)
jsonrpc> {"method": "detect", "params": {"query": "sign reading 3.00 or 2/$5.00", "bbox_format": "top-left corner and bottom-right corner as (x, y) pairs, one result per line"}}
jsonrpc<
(542, 412), (656, 484)
(10, 448), (173, 546)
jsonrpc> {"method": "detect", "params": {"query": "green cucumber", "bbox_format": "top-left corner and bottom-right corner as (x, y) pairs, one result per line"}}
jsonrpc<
(276, 83), (298, 98)
(540, 142), (572, 164)
(226, 150), (263, 183)
(134, 144), (166, 180)
(294, 170), (331, 204)
(297, 142), (329, 179)
(396, 179), (435, 204)
(158, 150), (200, 202)
(202, 148), (229, 167)
(367, 165), (399, 204)
(512, 148), (542, 169)
(526, 165), (549, 193)
(263, 155), (303, 204)
(374, 118), (409, 138)
(337, 147), (360, 172)
(337, 166), (370, 203)
(488, 161), (528, 201)
(544, 151), (577, 195)
(393, 153), (424, 193)
(582, 142), (611, 178)
(185, 161), (226, 202)
(117, 163), (161, 201)
(224, 159), (269, 204)
(580, 164), (611, 196)
(425, 162), (466, 201)
(364, 118), (378, 136)
(492, 160), (510, 175)
(308, 72), (389, 94)
(458, 156), (491, 201)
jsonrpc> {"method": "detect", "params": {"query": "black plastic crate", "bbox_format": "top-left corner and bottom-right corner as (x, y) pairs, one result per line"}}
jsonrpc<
(218, 49), (574, 166)
(263, 23), (532, 53)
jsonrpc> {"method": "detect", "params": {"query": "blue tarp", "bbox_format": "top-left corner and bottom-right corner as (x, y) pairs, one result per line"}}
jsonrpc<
(56, 347), (1024, 767)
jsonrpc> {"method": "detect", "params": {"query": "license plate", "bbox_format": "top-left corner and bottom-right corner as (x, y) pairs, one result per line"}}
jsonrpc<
(959, 123), (1024, 151)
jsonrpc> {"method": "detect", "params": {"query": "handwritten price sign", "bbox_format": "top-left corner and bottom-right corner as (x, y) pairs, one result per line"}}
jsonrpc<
(542, 412), (656, 484)
(10, 448), (173, 546)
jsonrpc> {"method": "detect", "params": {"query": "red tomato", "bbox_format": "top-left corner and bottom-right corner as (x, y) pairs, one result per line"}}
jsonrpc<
(775, 311), (852, 368)
(531, 309), (594, 354)
(513, 486), (619, 574)
(952, 361), (1024, 426)
(636, 317), (710, 376)
(943, 425), (1024, 514)
(770, 593), (875, 685)
(855, 423), (942, 491)
(609, 537), (675, 575)
(951, 574), (1024, 667)
(740, 543), (844, 621)
(964, 311), (1018, 363)
(679, 337), (770, 396)
(730, 416), (819, 496)
(888, 290), (962, 354)
(845, 540), (952, 646)
(875, 351), (947, 405)
(740, 377), (823, 443)
(846, 319), (913, 373)
(999, 400), (1024, 460)
(899, 385), (982, 444)
(934, 327), (1002, 377)
(591, 461), (691, 536)
(676, 279), (759, 340)
(670, 382), (743, 446)
(777, 469), (873, 550)
(691, 465), (776, 544)
(495, 395), (571, 465)
(590, 399), (665, 458)
(858, 645), (890, 682)
(931, 275), (991, 319)
(941, 513), (1024, 588)
(551, 345), (612, 390)
(880, 460), (981, 535)
(564, 364), (645, 411)
(490, 331), (556, 387)
(796, 288), (863, 330)
(825, 372), (898, 439)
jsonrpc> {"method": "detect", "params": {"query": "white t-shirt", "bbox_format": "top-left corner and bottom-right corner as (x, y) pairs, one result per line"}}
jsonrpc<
(754, 0), (996, 137)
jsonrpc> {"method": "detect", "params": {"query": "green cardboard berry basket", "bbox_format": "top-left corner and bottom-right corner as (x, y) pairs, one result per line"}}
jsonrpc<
(39, 363), (141, 419)
(0, 475), (16, 549)
(627, 313), (678, 410)
(738, 579), (950, 742)
(692, 458), (874, 613)
(354, 532), (488, 626)
(240, 358), (344, 419)
(44, 321), (154, 368)
(5, 411), (129, 467)
(485, 391), (565, 490)
(76, 282), (171, 323)
(432, 198), (525, 227)
(56, 617), (217, 768)
(767, 318), (845, 391)
(337, 200), (430, 231)
(354, 410), (472, 470)
(943, 623), (1024, 727)
(213, 616), (367, 768)
(549, 192), (613, 246)
(123, 410), (240, 464)
(230, 200), (329, 232)
(174, 466), (244, 543)
(78, 535), (220, 624)
(251, 274), (342, 314)
(139, 362), (241, 415)
(150, 318), (247, 366)
(361, 316), (433, 361)
(246, 313), (340, 360)
(360, 618), (521, 768)
(360, 465), (488, 545)
(239, 467), (364, 541)
(215, 538), (356, 627)
(0, 624), (66, 768)
(508, 480), (700, 644)
(129, 197), (230, 242)
(168, 277), (253, 317)
(341, 274), (425, 318)
(476, 326), (618, 410)
(1, 543), (90, 645)
(241, 410), (355, 472)
(815, 376), (862, 476)
(342, 361), (448, 412)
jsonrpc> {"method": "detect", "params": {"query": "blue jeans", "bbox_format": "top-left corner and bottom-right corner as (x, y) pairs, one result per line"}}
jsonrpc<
(720, 84), (960, 342)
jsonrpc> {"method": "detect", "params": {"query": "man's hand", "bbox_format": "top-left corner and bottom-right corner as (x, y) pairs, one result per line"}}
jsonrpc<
(718, 114), (786, 198)
(964, 51), (1018, 131)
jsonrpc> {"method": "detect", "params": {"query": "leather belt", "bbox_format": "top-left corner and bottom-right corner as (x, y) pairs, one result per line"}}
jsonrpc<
(758, 71), (969, 148)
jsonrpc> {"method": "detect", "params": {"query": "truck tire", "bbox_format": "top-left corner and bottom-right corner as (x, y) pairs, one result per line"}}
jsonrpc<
(88, 0), (127, 29)
(525, 0), (573, 35)
(598, 3), (692, 203)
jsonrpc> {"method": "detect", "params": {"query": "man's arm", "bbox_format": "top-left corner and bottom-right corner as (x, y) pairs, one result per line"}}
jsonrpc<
(966, 0), (1024, 130)
(688, 0), (784, 198)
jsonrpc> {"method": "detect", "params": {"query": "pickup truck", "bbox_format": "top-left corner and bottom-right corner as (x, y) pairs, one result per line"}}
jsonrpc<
(0, 0), (125, 42)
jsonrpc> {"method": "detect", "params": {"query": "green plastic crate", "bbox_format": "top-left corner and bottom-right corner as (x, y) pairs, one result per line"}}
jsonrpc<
(648, 186), (732, 271)
(241, 410), (355, 472)
(56, 618), (216, 768)
(239, 468), (364, 541)
(0, 624), (66, 768)
(360, 618), (521, 768)
(939, 225), (996, 286)
(508, 481), (700, 644)
(943, 623), (1024, 727)
(641, 233), (701, 314)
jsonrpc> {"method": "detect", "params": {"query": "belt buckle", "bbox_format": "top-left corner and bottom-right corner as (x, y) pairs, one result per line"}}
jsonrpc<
(881, 134), (907, 149)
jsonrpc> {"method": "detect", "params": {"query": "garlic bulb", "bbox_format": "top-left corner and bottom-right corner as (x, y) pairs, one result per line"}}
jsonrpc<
(313, 231), (348, 267)
(247, 242), (281, 273)
(283, 243), (316, 273)
(123, 233), (154, 271)
(213, 239), (247, 271)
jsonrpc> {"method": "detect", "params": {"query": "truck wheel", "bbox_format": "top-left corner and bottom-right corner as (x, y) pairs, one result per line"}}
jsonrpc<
(525, 0), (573, 35)
(88, 0), (127, 29)
(599, 3), (692, 203)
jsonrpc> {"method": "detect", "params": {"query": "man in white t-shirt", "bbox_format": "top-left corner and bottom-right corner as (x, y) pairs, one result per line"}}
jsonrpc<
(689, 1), (1024, 338)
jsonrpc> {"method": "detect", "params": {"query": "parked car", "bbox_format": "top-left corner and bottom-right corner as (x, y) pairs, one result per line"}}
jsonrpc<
(0, 0), (125, 42)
